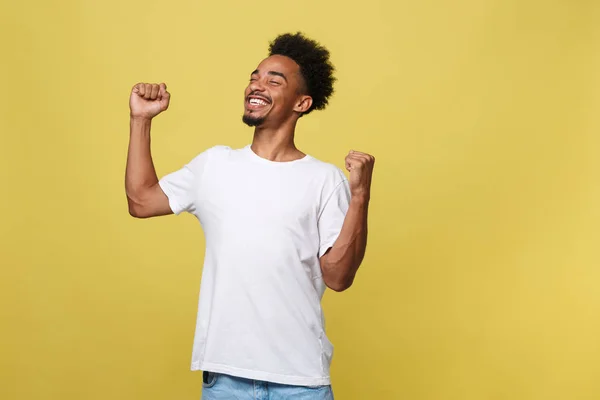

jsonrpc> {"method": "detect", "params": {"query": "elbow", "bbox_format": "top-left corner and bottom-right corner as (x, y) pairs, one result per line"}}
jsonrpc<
(128, 205), (143, 219)
(321, 257), (359, 292)
(328, 282), (352, 292)
(126, 189), (143, 218)
(323, 274), (354, 292)
(127, 198), (148, 219)
(128, 207), (143, 218)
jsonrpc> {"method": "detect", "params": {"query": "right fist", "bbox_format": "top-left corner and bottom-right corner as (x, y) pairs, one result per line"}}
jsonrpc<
(130, 82), (170, 119)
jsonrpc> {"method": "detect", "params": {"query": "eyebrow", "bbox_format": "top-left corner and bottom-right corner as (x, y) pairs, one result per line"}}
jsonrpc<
(251, 69), (288, 82)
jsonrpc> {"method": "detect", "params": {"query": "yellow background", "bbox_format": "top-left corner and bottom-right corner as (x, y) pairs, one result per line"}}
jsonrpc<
(1, 0), (599, 399)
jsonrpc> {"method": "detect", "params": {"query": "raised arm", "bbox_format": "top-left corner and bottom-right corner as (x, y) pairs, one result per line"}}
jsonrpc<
(125, 83), (172, 218)
(319, 150), (375, 291)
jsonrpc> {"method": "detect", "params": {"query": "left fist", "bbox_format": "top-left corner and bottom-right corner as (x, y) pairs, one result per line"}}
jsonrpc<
(345, 150), (375, 200)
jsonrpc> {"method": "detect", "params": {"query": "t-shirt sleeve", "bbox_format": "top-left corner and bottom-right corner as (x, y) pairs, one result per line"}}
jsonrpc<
(317, 178), (351, 258)
(158, 147), (217, 215)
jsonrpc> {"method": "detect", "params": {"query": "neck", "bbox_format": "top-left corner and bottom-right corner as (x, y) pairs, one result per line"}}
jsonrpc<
(251, 120), (305, 162)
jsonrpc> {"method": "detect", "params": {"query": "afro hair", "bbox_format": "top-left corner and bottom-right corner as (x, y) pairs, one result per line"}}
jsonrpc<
(268, 32), (336, 116)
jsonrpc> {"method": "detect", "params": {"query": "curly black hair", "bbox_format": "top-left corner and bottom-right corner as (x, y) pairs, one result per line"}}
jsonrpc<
(268, 32), (336, 116)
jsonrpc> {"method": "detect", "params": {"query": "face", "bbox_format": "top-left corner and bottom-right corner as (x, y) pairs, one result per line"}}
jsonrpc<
(242, 55), (312, 127)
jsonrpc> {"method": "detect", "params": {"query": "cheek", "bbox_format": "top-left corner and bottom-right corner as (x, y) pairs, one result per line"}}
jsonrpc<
(272, 92), (292, 108)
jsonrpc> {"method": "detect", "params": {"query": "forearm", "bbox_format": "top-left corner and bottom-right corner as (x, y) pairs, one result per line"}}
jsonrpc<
(320, 196), (369, 291)
(125, 117), (159, 205)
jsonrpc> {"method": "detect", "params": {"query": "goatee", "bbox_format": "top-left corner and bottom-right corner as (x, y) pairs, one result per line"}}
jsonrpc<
(242, 114), (266, 127)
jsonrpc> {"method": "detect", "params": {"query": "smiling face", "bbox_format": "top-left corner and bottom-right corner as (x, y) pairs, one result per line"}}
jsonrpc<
(242, 55), (312, 127)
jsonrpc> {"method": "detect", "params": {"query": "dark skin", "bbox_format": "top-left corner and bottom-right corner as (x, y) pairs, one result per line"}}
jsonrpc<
(125, 55), (374, 291)
(243, 55), (312, 162)
(242, 55), (375, 292)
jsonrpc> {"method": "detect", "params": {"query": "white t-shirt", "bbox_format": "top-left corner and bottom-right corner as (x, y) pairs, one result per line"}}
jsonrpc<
(158, 144), (350, 386)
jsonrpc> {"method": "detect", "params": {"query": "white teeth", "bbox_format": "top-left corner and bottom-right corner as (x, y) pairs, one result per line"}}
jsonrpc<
(249, 98), (268, 106)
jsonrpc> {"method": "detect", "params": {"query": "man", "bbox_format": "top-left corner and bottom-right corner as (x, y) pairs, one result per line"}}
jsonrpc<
(125, 33), (374, 399)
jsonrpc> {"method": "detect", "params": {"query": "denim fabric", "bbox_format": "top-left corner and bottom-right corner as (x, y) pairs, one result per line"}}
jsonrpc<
(202, 372), (334, 400)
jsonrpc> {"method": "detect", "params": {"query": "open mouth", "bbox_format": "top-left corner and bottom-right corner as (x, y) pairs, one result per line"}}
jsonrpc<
(246, 95), (271, 110)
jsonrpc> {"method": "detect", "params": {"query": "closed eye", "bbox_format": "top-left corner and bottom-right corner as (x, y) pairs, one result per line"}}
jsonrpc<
(269, 81), (281, 85)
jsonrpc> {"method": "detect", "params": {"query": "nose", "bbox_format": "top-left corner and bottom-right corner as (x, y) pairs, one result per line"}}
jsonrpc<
(248, 78), (266, 93)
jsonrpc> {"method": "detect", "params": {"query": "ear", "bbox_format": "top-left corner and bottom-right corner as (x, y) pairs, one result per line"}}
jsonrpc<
(294, 95), (313, 114)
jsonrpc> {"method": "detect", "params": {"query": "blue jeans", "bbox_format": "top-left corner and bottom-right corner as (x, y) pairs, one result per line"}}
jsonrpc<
(201, 372), (334, 399)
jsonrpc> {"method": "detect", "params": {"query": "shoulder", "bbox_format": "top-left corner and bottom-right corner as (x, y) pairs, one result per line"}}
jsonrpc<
(306, 156), (347, 184)
(186, 145), (231, 167)
(205, 144), (232, 156)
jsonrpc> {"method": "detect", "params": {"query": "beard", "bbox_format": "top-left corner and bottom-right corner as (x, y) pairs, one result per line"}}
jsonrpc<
(242, 113), (266, 127)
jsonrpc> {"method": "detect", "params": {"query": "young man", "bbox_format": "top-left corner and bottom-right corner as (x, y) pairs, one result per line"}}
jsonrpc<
(125, 33), (374, 399)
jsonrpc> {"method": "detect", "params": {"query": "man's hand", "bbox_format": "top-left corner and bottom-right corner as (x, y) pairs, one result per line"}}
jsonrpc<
(345, 150), (375, 201)
(130, 82), (170, 120)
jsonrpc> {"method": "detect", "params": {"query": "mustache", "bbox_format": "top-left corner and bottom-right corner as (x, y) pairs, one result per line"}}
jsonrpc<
(247, 91), (272, 103)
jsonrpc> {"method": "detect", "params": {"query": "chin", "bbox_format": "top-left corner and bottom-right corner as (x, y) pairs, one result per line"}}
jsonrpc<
(242, 113), (266, 127)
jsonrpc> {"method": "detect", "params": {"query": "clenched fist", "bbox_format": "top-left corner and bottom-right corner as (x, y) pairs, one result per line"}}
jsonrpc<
(345, 150), (375, 200)
(130, 82), (170, 119)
